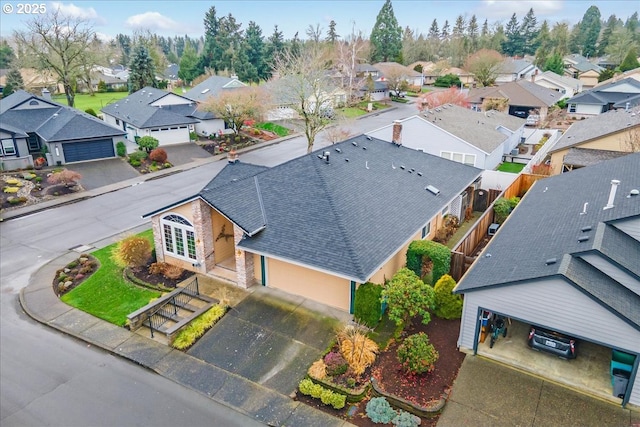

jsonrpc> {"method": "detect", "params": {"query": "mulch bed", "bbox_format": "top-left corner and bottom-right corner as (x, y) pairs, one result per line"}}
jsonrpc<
(295, 316), (465, 427)
(128, 263), (194, 289)
(128, 158), (173, 175)
(1, 170), (83, 211)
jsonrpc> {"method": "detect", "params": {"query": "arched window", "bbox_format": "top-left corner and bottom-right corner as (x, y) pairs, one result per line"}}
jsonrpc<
(161, 214), (196, 261)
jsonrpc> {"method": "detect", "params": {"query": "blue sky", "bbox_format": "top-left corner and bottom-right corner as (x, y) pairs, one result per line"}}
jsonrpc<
(1, 1), (638, 41)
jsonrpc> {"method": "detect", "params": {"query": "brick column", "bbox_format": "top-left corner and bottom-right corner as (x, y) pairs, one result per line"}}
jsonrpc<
(151, 216), (164, 263)
(192, 199), (216, 273)
(233, 224), (255, 289)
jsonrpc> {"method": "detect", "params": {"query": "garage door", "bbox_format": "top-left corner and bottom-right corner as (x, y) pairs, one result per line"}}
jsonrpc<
(62, 139), (115, 163)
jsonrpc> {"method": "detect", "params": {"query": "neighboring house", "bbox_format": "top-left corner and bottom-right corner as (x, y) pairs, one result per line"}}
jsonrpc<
(183, 75), (248, 104)
(366, 107), (525, 170)
(87, 72), (127, 92)
(495, 58), (540, 84)
(358, 80), (390, 102)
(532, 71), (583, 100)
(101, 87), (201, 145)
(548, 108), (640, 174)
(468, 80), (563, 120)
(595, 67), (640, 87)
(566, 77), (640, 116)
(422, 65), (475, 87)
(454, 152), (640, 408)
(373, 62), (424, 87)
(143, 135), (482, 313)
(0, 68), (60, 94)
(162, 64), (180, 88)
(0, 90), (126, 170)
(564, 54), (603, 89)
(355, 63), (381, 79)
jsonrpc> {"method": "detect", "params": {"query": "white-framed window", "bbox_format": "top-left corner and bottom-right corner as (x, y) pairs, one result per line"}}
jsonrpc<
(1, 139), (16, 156)
(569, 104), (576, 113)
(422, 222), (431, 239)
(441, 151), (476, 166)
(161, 214), (197, 261)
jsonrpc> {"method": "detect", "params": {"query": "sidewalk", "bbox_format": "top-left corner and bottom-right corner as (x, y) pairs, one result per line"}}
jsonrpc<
(19, 238), (354, 427)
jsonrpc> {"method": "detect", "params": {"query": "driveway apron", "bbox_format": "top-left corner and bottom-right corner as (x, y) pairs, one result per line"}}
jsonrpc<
(70, 158), (139, 190)
(187, 291), (341, 396)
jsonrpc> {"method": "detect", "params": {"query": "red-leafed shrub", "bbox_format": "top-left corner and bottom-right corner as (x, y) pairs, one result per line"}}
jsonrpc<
(149, 148), (168, 163)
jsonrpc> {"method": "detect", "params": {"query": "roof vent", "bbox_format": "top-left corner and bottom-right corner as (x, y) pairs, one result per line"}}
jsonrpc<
(335, 148), (342, 153)
(627, 189), (639, 198)
(345, 158), (349, 162)
(426, 185), (440, 195)
(352, 141), (358, 147)
(578, 236), (590, 242)
(581, 226), (592, 232)
(417, 172), (423, 176)
(603, 179), (620, 210)
(545, 258), (557, 265)
(201, 88), (210, 94)
(362, 146), (367, 150)
(366, 135), (372, 140)
(400, 165), (406, 170)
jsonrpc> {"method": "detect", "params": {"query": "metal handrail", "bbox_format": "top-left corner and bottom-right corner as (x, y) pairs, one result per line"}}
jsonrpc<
(145, 277), (200, 338)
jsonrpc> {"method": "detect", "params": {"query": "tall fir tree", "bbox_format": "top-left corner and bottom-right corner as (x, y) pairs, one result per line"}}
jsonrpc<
(502, 13), (523, 56)
(128, 45), (157, 92)
(266, 25), (285, 64)
(520, 8), (539, 55)
(534, 21), (552, 67)
(581, 6), (602, 58)
(200, 6), (219, 70)
(369, 0), (403, 62)
(178, 40), (199, 84)
(244, 21), (268, 82)
(543, 53), (564, 75)
(598, 15), (622, 56)
(326, 20), (339, 43)
(2, 67), (24, 96)
(468, 15), (479, 51)
(619, 47), (640, 72)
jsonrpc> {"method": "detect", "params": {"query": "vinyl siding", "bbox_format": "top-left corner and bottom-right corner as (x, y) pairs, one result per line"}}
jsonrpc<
(458, 277), (640, 406)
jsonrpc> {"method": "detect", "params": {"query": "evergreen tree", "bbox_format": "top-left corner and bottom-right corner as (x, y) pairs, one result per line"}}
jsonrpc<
(178, 41), (199, 84)
(2, 67), (24, 96)
(441, 20), (450, 40)
(534, 21), (552, 67)
(489, 24), (506, 52)
(369, 0), (402, 62)
(266, 25), (285, 64)
(468, 15), (479, 51)
(128, 45), (157, 92)
(0, 40), (15, 68)
(598, 15), (622, 56)
(326, 20), (339, 43)
(502, 13), (523, 56)
(543, 53), (564, 75)
(115, 34), (131, 65)
(625, 12), (639, 41)
(581, 6), (602, 58)
(520, 8), (539, 55)
(550, 22), (571, 57)
(479, 19), (491, 49)
(289, 32), (302, 57)
(428, 19), (439, 40)
(210, 14), (243, 74)
(619, 47), (640, 72)
(200, 6), (219, 69)
(244, 21), (268, 82)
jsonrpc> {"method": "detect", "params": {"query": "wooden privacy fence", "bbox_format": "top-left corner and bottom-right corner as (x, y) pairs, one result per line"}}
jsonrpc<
(449, 173), (547, 281)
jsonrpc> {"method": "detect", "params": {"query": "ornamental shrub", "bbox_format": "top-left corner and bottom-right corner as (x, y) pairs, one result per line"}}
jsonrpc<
(324, 351), (348, 376)
(366, 397), (397, 424)
(298, 379), (346, 409)
(382, 268), (435, 327)
(116, 141), (127, 157)
(433, 274), (463, 319)
(354, 282), (383, 327)
(137, 136), (159, 152)
(392, 410), (422, 427)
(149, 148), (168, 163)
(84, 108), (97, 117)
(406, 240), (451, 284)
(112, 235), (152, 268)
(397, 332), (439, 375)
(493, 196), (520, 224)
(338, 324), (378, 375)
(47, 169), (82, 186)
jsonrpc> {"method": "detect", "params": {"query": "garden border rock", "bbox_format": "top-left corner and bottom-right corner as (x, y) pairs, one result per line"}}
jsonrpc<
(370, 376), (447, 418)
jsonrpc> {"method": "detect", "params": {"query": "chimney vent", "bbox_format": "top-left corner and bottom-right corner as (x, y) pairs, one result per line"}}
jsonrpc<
(392, 120), (402, 145)
(603, 179), (620, 210)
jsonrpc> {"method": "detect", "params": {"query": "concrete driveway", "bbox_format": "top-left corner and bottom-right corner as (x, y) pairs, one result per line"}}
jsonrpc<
(71, 158), (139, 190)
(187, 287), (344, 396)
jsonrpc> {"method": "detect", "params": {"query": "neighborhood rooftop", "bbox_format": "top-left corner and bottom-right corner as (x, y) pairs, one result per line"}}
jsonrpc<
(191, 135), (481, 282)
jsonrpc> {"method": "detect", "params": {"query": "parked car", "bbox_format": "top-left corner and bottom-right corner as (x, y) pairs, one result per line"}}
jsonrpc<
(528, 326), (577, 359)
(525, 115), (540, 126)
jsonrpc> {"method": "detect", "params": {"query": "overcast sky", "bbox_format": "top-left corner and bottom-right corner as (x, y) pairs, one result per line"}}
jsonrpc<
(1, 1), (638, 41)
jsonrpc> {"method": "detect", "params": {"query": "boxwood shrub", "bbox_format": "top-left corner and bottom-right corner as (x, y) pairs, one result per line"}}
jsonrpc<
(354, 282), (383, 327)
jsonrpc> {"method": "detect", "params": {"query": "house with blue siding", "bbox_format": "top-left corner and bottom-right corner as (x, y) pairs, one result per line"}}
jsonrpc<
(454, 152), (640, 408)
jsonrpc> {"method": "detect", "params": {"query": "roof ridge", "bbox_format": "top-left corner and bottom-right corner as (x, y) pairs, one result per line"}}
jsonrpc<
(310, 154), (366, 281)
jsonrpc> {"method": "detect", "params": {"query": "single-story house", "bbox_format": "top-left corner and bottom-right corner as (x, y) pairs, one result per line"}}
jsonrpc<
(532, 71), (583, 100)
(564, 54), (603, 89)
(1, 90), (126, 170)
(355, 63), (382, 79)
(373, 62), (424, 87)
(566, 77), (640, 116)
(143, 135), (482, 313)
(183, 75), (248, 104)
(469, 80), (563, 120)
(101, 87), (203, 145)
(86, 72), (128, 92)
(366, 106), (525, 170)
(548, 108), (640, 174)
(495, 58), (540, 84)
(358, 80), (390, 102)
(454, 152), (640, 408)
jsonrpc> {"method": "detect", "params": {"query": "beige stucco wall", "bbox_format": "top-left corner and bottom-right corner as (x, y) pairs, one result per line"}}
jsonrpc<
(266, 258), (352, 312)
(369, 229), (424, 284)
(165, 203), (194, 221)
(211, 210), (234, 263)
(579, 70), (599, 89)
(549, 129), (637, 175)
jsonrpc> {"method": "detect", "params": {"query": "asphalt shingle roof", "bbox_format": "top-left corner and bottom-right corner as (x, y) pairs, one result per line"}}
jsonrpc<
(455, 152), (640, 328)
(562, 148), (629, 167)
(567, 77), (640, 106)
(469, 80), (562, 107)
(197, 135), (482, 281)
(184, 76), (247, 103)
(550, 109), (640, 152)
(100, 87), (199, 128)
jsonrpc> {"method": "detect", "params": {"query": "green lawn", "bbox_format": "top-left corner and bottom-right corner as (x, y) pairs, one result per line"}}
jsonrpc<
(61, 230), (160, 326)
(337, 107), (369, 118)
(52, 92), (129, 113)
(255, 122), (290, 137)
(497, 162), (526, 173)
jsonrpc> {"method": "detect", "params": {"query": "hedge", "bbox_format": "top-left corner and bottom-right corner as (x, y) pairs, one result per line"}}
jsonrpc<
(299, 378), (346, 409)
(354, 282), (383, 327)
(406, 240), (451, 284)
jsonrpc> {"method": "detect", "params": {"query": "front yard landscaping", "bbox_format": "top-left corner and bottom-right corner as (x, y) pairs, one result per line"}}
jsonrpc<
(1, 169), (83, 212)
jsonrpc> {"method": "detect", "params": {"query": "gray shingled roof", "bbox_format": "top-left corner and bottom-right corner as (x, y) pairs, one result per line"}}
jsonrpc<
(455, 152), (640, 328)
(536, 71), (582, 90)
(100, 87), (199, 128)
(567, 78), (640, 106)
(196, 135), (482, 282)
(499, 58), (535, 74)
(469, 80), (562, 107)
(1, 90), (125, 142)
(550, 109), (640, 152)
(419, 106), (524, 153)
(184, 76), (247, 103)
(562, 147), (629, 167)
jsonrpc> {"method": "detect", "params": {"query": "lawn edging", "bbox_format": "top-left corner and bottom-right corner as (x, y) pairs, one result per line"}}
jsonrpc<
(307, 374), (370, 403)
(370, 376), (447, 418)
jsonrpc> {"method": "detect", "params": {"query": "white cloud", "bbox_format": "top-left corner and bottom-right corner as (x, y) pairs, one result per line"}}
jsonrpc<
(51, 2), (105, 24)
(125, 12), (186, 33)
(479, 0), (564, 22)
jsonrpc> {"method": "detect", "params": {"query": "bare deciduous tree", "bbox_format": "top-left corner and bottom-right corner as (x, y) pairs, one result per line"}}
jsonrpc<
(324, 117), (357, 144)
(465, 49), (502, 87)
(381, 65), (409, 97)
(272, 46), (336, 153)
(620, 125), (640, 152)
(14, 9), (95, 107)
(336, 24), (368, 106)
(200, 86), (268, 135)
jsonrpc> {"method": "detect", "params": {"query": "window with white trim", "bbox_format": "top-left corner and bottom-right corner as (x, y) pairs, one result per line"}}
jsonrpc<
(440, 151), (476, 166)
(1, 139), (16, 156)
(421, 222), (431, 239)
(161, 214), (197, 261)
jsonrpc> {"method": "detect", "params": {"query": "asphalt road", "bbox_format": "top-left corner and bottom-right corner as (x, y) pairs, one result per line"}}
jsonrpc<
(0, 102), (417, 426)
